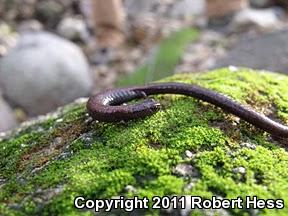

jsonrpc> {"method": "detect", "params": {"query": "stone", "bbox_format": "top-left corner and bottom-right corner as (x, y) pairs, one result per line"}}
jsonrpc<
(124, 0), (176, 17)
(35, 0), (65, 27)
(206, 0), (248, 18)
(184, 150), (194, 158)
(0, 22), (18, 57)
(124, 0), (158, 16)
(276, 0), (288, 8)
(17, 19), (43, 33)
(229, 8), (283, 32)
(129, 14), (159, 44)
(174, 164), (197, 177)
(0, 31), (93, 116)
(1, 68), (288, 215)
(57, 16), (89, 41)
(0, 96), (17, 132)
(176, 30), (226, 73)
(233, 167), (246, 174)
(214, 29), (288, 73)
(17, 0), (37, 19)
(250, 0), (274, 8)
(168, 0), (206, 19)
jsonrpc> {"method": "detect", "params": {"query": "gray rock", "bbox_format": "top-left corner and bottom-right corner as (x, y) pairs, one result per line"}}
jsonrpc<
(174, 164), (198, 177)
(125, 0), (174, 16)
(250, 0), (274, 8)
(0, 22), (18, 57)
(124, 0), (157, 16)
(240, 142), (256, 149)
(0, 31), (93, 116)
(17, 20), (43, 33)
(0, 96), (17, 132)
(233, 167), (246, 174)
(229, 8), (283, 32)
(57, 16), (89, 41)
(214, 29), (288, 73)
(168, 0), (206, 19)
(35, 0), (65, 27)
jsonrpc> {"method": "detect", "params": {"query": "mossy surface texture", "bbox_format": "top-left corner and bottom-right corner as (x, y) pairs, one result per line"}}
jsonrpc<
(1, 68), (288, 215)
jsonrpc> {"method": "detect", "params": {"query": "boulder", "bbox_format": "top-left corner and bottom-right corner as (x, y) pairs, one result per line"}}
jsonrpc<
(0, 68), (288, 215)
(214, 29), (288, 73)
(0, 31), (93, 116)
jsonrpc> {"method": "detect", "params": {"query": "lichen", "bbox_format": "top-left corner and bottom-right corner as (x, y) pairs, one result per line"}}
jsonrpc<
(1, 67), (288, 215)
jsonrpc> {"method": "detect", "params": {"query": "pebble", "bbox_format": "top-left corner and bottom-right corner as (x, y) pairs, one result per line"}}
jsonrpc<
(240, 142), (256, 149)
(174, 164), (198, 177)
(233, 167), (246, 174)
(184, 150), (194, 159)
(57, 16), (89, 41)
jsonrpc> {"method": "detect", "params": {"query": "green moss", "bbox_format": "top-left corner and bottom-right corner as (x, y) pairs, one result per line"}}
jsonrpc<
(117, 28), (199, 87)
(1, 68), (288, 215)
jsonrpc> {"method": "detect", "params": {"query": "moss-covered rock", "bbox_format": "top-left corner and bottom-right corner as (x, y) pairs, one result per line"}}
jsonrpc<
(1, 67), (288, 215)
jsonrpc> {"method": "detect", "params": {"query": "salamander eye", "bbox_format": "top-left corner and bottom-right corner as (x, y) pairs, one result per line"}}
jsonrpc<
(140, 98), (161, 112)
(150, 99), (161, 111)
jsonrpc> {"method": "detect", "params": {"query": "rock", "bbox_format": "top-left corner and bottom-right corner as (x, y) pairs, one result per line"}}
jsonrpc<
(240, 142), (256, 149)
(206, 0), (248, 18)
(1, 68), (288, 215)
(129, 14), (160, 44)
(173, 164), (197, 177)
(184, 150), (194, 158)
(17, 19), (43, 33)
(229, 8), (283, 32)
(276, 0), (288, 8)
(0, 2), (3, 17)
(125, 0), (176, 17)
(1, 0), (37, 21)
(35, 0), (65, 27)
(168, 0), (206, 19)
(250, 0), (274, 8)
(57, 16), (89, 41)
(0, 22), (18, 57)
(0, 96), (17, 132)
(233, 167), (246, 174)
(176, 30), (226, 73)
(17, 0), (37, 19)
(118, 61), (135, 74)
(124, 0), (159, 16)
(0, 31), (93, 116)
(214, 29), (288, 73)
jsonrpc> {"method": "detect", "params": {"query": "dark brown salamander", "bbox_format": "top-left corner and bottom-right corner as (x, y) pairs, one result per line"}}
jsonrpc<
(87, 82), (288, 137)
